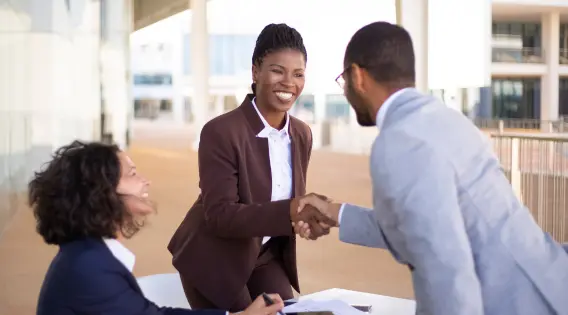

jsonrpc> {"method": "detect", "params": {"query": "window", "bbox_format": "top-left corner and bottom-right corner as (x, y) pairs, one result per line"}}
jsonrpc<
(293, 95), (315, 123)
(492, 22), (541, 49)
(160, 100), (172, 112)
(133, 74), (173, 85)
(492, 78), (540, 119)
(559, 79), (568, 117)
(325, 94), (350, 121)
(183, 34), (257, 75)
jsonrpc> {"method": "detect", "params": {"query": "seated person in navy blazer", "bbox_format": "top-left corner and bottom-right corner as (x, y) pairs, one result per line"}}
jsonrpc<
(32, 140), (285, 315)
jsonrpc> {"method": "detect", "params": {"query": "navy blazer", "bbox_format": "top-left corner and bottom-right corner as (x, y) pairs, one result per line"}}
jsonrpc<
(37, 237), (226, 315)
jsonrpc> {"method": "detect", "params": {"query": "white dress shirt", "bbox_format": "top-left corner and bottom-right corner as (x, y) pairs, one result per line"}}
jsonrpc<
(338, 88), (412, 223)
(104, 238), (136, 272)
(251, 98), (293, 245)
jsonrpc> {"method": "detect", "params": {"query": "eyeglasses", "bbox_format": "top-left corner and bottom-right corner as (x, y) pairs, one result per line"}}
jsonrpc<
(335, 66), (350, 90)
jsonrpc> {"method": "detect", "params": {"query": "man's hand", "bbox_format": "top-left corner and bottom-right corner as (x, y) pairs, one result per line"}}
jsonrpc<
(290, 193), (341, 240)
(290, 193), (336, 240)
(234, 294), (284, 315)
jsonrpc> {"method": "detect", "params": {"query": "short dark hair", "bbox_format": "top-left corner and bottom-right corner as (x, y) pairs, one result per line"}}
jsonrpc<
(250, 23), (307, 95)
(344, 21), (415, 87)
(29, 140), (141, 245)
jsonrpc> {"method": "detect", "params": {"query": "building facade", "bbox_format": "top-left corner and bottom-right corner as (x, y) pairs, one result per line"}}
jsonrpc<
(490, 3), (568, 124)
(131, 1), (568, 134)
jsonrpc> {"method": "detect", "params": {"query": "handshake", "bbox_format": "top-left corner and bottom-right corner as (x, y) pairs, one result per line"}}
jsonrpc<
(289, 193), (342, 240)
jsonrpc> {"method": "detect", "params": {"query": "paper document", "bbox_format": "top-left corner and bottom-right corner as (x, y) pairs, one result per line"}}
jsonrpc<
(283, 299), (366, 315)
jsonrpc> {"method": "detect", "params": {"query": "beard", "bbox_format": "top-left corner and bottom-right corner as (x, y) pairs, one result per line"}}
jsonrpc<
(345, 83), (375, 127)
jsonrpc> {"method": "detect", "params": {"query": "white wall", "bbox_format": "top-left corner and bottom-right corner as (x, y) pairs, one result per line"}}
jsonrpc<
(0, 0), (132, 182)
(0, 0), (102, 172)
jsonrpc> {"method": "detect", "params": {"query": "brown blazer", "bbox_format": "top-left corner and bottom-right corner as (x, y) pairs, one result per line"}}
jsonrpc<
(167, 95), (312, 309)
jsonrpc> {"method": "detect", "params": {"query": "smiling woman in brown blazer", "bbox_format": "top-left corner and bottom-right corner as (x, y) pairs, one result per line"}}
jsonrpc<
(167, 24), (331, 312)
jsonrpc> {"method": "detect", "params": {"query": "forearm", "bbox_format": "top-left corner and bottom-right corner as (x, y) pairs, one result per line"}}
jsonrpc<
(204, 199), (294, 238)
(338, 203), (387, 249)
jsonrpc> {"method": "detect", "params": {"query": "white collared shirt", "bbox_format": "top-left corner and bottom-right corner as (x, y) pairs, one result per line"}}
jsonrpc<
(104, 238), (135, 272)
(338, 88), (412, 223)
(251, 98), (293, 245)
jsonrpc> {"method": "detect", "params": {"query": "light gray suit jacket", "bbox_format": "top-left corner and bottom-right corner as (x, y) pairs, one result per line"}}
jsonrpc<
(339, 89), (568, 315)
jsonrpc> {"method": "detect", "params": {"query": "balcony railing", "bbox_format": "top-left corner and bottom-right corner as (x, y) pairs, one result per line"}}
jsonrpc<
(560, 49), (568, 65)
(492, 47), (544, 63)
(472, 117), (568, 132)
(491, 133), (568, 242)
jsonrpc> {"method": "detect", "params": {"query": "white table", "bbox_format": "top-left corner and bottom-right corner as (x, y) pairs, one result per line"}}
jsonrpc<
(137, 273), (416, 314)
(299, 288), (415, 315)
(137, 273), (191, 309)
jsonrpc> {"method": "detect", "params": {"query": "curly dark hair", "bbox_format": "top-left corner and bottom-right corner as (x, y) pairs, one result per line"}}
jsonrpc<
(29, 140), (142, 245)
(250, 23), (307, 95)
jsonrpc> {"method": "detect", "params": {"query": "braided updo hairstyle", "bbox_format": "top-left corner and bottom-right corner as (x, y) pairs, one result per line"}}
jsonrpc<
(250, 23), (307, 95)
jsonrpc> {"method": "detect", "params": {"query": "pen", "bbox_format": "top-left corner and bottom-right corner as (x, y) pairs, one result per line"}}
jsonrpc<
(261, 292), (286, 315)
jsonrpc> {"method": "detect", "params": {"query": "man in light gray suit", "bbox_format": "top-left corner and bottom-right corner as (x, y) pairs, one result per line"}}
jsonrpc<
(295, 22), (568, 315)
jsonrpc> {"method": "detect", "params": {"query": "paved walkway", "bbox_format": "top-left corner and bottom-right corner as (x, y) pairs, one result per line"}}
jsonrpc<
(0, 134), (413, 314)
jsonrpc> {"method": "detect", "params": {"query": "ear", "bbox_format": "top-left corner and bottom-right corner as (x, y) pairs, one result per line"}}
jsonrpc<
(252, 64), (259, 84)
(350, 63), (367, 94)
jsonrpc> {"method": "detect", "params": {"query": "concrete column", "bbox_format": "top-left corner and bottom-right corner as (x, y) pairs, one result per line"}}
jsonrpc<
(171, 23), (186, 125)
(214, 95), (225, 117)
(100, 0), (133, 149)
(396, 0), (428, 93)
(541, 11), (560, 128)
(190, 0), (209, 150)
(314, 92), (326, 124)
(311, 92), (327, 149)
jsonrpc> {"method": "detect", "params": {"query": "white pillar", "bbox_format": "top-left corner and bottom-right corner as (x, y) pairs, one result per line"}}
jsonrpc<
(100, 0), (133, 149)
(311, 92), (327, 149)
(396, 0), (428, 93)
(314, 92), (326, 124)
(0, 0), (103, 185)
(541, 12), (560, 128)
(190, 0), (209, 150)
(214, 95), (225, 117)
(171, 22), (186, 125)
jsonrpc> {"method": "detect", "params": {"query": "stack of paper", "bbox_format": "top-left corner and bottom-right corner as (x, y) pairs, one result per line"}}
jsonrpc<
(283, 299), (366, 315)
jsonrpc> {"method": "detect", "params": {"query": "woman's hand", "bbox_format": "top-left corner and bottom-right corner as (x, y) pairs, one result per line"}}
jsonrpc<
(233, 294), (284, 315)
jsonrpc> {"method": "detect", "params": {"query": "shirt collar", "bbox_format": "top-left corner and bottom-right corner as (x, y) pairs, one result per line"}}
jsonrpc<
(104, 238), (135, 272)
(376, 88), (412, 130)
(251, 97), (290, 138)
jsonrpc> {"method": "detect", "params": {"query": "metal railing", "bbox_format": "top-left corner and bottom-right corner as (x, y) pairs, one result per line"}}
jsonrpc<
(473, 117), (568, 132)
(491, 133), (568, 242)
(492, 47), (544, 63)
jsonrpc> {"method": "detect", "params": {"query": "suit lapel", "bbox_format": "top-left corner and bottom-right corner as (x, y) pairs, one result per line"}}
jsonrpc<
(124, 270), (144, 294)
(289, 122), (303, 198)
(239, 95), (273, 202)
(254, 137), (273, 201)
(94, 238), (144, 294)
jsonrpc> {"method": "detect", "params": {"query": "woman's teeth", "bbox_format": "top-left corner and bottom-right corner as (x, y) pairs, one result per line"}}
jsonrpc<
(275, 92), (293, 101)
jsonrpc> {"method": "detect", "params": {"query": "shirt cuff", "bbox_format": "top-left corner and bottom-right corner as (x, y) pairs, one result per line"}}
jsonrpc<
(338, 203), (346, 225)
